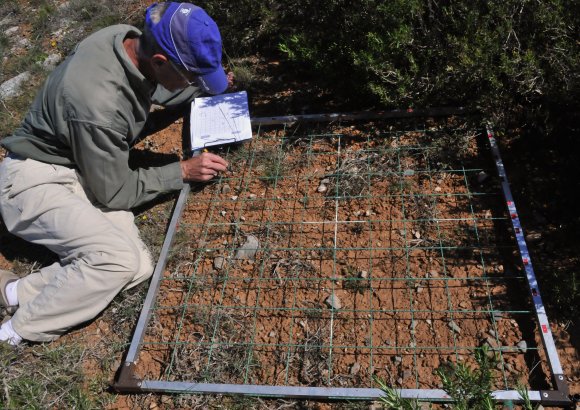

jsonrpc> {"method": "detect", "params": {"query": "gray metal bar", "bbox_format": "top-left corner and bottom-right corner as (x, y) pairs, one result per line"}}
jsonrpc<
(139, 381), (541, 402)
(124, 183), (191, 363)
(486, 127), (566, 380)
(250, 107), (470, 125)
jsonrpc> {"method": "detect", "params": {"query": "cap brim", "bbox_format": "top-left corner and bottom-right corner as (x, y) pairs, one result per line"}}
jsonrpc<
(197, 67), (228, 95)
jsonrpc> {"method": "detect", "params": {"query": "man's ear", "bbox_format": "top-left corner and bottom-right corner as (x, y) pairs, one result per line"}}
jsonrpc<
(151, 53), (168, 67)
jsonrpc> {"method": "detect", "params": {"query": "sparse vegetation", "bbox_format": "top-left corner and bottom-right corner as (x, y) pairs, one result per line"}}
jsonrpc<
(435, 346), (498, 410)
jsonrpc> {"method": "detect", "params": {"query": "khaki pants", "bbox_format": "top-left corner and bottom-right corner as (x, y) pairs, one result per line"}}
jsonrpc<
(0, 155), (153, 342)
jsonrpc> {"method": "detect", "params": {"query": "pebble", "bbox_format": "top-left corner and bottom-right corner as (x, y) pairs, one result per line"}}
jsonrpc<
(317, 184), (328, 193)
(220, 210), (227, 216)
(484, 336), (500, 349)
(213, 256), (226, 270)
(350, 362), (361, 376)
(428, 270), (439, 278)
(448, 321), (461, 334)
(231, 195), (238, 201)
(4, 26), (18, 36)
(516, 340), (528, 353)
(268, 331), (276, 338)
(477, 171), (489, 183)
(0, 71), (31, 100)
(459, 301), (469, 309)
(249, 193), (257, 199)
(403, 169), (415, 176)
(393, 356), (403, 364)
(320, 178), (331, 185)
(434, 187), (442, 192)
(525, 232), (542, 243)
(426, 319), (432, 326)
(42, 53), (62, 70)
(359, 270), (368, 279)
(325, 294), (342, 309)
(221, 184), (231, 194)
(235, 235), (260, 260)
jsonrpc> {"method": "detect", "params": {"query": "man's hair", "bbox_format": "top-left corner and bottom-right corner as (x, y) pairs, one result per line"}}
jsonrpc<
(140, 2), (170, 57)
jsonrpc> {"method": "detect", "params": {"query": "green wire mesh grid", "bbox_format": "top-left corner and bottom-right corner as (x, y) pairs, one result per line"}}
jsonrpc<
(128, 119), (554, 395)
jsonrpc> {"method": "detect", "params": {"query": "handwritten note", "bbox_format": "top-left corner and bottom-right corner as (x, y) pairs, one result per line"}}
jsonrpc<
(190, 91), (252, 151)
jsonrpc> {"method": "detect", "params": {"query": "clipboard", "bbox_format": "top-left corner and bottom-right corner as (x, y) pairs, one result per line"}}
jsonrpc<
(189, 91), (252, 152)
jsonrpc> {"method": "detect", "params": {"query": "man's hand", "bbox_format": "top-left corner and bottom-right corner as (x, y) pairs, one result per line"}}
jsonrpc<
(180, 152), (228, 182)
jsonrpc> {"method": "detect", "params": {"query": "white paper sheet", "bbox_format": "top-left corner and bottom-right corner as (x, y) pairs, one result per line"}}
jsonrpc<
(189, 91), (252, 151)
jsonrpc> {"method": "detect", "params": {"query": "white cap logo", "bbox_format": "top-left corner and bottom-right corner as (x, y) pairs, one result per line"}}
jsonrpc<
(180, 7), (191, 15)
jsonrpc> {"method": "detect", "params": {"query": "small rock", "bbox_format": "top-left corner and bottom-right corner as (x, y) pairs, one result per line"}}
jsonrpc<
(249, 193), (257, 199)
(231, 195), (238, 201)
(516, 340), (528, 353)
(426, 319), (432, 326)
(477, 171), (489, 183)
(325, 294), (342, 309)
(317, 184), (328, 193)
(268, 331), (276, 338)
(397, 377), (403, 385)
(416, 286), (423, 293)
(393, 356), (403, 364)
(359, 270), (368, 279)
(434, 186), (442, 192)
(0, 71), (31, 100)
(428, 270), (439, 278)
(459, 301), (469, 309)
(320, 178), (331, 185)
(488, 329), (497, 338)
(235, 235), (260, 260)
(0, 16), (14, 27)
(213, 256), (226, 270)
(448, 321), (461, 334)
(525, 232), (542, 243)
(403, 169), (415, 176)
(4, 26), (18, 36)
(505, 363), (514, 373)
(350, 362), (361, 376)
(42, 53), (62, 70)
(220, 210), (227, 216)
(484, 336), (500, 349)
(221, 184), (231, 194)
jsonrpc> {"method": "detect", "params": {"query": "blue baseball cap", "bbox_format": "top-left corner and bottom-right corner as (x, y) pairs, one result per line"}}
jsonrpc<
(145, 2), (228, 95)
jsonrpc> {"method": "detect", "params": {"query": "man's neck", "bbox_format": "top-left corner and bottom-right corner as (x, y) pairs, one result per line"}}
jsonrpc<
(123, 36), (155, 83)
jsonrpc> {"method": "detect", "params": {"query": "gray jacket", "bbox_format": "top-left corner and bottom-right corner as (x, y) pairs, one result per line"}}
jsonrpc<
(2, 25), (202, 209)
